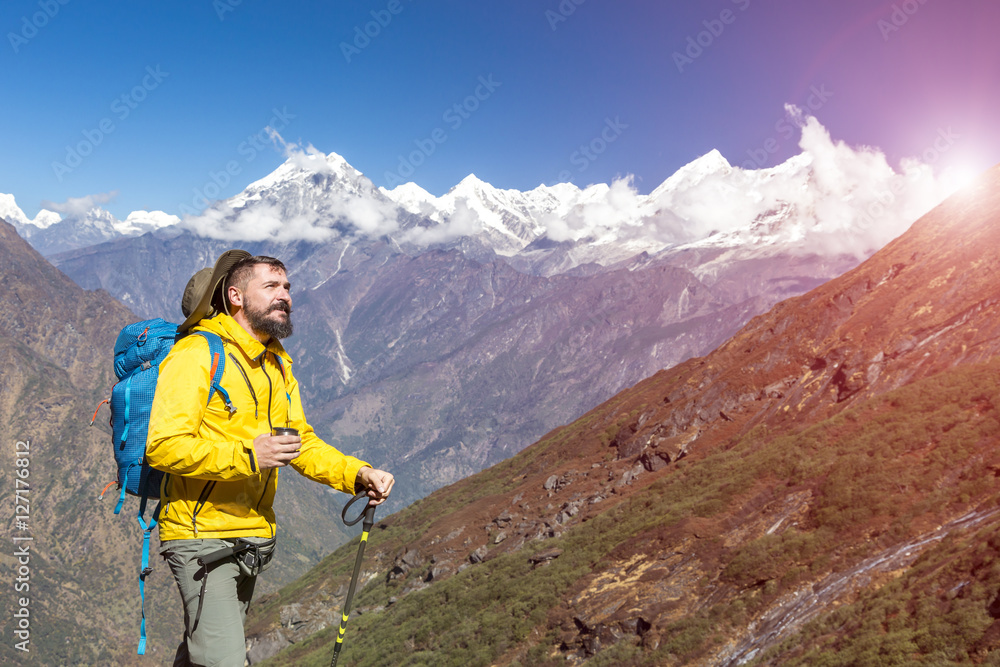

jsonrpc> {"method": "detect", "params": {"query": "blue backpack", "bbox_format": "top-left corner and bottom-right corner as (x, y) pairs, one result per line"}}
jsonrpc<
(92, 317), (232, 655)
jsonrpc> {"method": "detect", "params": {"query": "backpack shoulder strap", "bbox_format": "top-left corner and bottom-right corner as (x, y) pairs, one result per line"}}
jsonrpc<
(189, 331), (235, 415)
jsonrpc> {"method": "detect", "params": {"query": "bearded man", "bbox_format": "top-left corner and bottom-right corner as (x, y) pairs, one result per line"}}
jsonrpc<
(147, 251), (394, 667)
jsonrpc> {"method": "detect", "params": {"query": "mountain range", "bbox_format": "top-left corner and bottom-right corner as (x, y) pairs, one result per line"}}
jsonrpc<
(1, 192), (178, 257)
(241, 164), (1000, 666)
(17, 125), (955, 517)
(45, 194), (823, 513)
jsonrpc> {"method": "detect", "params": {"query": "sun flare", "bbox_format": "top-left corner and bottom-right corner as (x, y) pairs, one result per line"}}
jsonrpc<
(942, 162), (986, 193)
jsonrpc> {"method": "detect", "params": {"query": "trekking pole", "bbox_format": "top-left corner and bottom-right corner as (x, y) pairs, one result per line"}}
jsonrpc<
(330, 489), (377, 667)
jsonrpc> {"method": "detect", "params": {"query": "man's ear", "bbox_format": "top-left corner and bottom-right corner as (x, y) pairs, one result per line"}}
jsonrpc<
(227, 285), (243, 311)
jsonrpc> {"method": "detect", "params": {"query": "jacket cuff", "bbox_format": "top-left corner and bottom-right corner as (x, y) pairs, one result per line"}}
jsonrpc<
(345, 458), (372, 495)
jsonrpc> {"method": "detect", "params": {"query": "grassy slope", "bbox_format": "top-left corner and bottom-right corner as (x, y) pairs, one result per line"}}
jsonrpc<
(249, 354), (1000, 666)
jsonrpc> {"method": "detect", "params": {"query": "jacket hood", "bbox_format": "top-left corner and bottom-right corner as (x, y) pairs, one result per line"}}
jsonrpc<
(193, 313), (293, 365)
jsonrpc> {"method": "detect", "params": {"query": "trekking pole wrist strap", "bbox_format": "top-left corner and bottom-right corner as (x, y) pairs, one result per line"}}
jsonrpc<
(342, 490), (376, 529)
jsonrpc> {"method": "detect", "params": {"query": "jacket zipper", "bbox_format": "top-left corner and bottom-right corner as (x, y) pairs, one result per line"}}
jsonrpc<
(192, 481), (216, 537)
(161, 472), (171, 519)
(257, 352), (277, 512)
(261, 353), (275, 433)
(228, 353), (260, 473)
(256, 470), (274, 512)
(229, 353), (259, 419)
(229, 352), (260, 473)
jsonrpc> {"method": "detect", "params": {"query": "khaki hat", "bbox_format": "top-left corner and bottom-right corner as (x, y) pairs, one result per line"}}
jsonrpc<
(179, 249), (252, 332)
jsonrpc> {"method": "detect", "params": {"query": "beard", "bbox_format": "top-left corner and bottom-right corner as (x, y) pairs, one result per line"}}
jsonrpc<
(244, 294), (294, 340)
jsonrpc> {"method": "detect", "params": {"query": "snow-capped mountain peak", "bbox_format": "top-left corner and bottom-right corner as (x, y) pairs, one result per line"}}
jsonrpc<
(225, 150), (383, 217)
(649, 149), (733, 201)
(120, 210), (181, 233)
(379, 182), (437, 216)
(450, 173), (489, 194)
(0, 193), (61, 229)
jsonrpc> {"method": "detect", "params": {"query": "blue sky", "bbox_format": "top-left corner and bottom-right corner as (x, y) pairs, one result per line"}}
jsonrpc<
(1, 0), (998, 219)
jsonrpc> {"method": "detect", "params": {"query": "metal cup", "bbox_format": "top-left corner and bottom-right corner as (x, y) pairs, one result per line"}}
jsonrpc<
(272, 427), (299, 437)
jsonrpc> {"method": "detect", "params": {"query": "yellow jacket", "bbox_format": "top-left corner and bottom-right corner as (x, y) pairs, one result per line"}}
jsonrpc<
(146, 313), (369, 541)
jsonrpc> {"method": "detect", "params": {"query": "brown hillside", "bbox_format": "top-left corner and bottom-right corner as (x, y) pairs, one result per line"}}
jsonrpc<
(0, 218), (166, 665)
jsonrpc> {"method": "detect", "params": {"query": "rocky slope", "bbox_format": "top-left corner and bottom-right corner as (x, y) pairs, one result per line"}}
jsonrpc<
(242, 165), (1000, 665)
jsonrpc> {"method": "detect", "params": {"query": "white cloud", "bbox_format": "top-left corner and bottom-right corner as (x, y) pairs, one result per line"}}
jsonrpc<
(535, 108), (962, 258)
(746, 111), (960, 256)
(40, 190), (119, 218)
(181, 180), (402, 244)
(543, 178), (648, 243)
(337, 195), (399, 237)
(400, 198), (483, 246)
(183, 202), (337, 243)
(266, 128), (338, 175)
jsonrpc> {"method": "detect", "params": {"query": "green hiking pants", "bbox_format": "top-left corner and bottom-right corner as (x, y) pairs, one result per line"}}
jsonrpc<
(161, 537), (275, 667)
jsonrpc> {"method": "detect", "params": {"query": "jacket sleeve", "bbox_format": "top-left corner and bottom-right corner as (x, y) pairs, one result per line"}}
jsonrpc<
(283, 366), (370, 494)
(146, 335), (258, 481)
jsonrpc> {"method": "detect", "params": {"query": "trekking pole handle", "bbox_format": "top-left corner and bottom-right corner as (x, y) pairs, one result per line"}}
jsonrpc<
(342, 489), (376, 529)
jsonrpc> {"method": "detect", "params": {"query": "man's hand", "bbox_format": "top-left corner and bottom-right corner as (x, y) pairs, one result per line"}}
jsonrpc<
(252, 433), (301, 469)
(356, 466), (395, 506)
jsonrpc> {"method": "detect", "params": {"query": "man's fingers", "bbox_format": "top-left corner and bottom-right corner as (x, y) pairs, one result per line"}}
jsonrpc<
(254, 434), (302, 469)
(365, 470), (394, 497)
(373, 474), (394, 495)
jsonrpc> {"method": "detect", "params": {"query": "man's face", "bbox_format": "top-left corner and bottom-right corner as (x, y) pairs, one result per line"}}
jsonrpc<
(240, 265), (293, 340)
